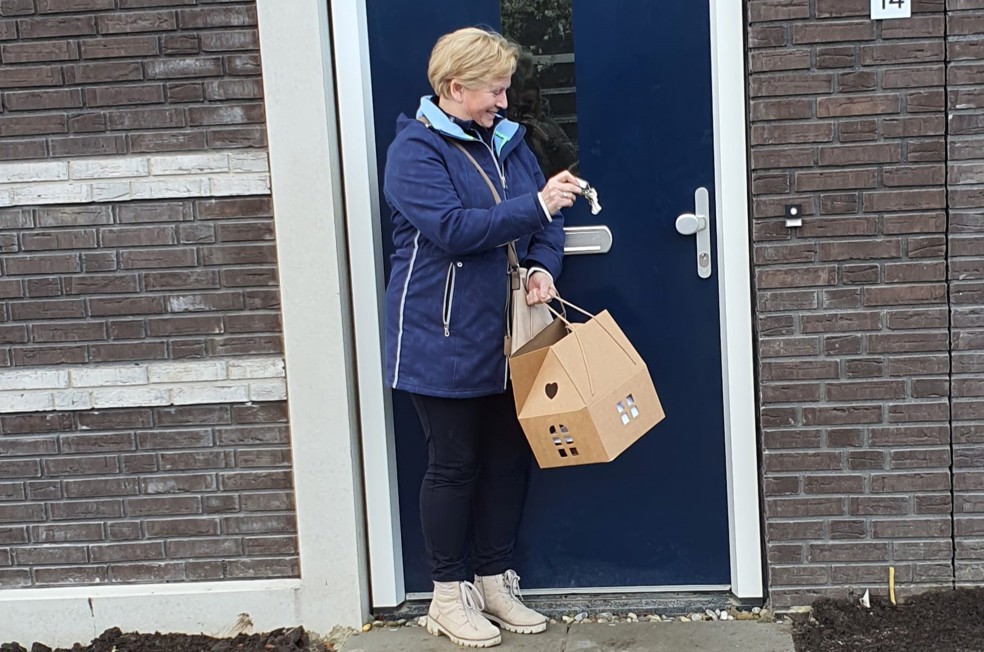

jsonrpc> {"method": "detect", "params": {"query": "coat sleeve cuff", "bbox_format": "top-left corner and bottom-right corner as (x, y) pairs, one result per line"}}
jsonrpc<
(536, 192), (553, 223)
(527, 266), (553, 283)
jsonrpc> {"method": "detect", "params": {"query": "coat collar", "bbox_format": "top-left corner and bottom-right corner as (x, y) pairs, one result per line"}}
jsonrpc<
(415, 96), (521, 158)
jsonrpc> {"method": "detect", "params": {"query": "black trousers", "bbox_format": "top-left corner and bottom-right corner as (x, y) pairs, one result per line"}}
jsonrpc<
(410, 390), (532, 583)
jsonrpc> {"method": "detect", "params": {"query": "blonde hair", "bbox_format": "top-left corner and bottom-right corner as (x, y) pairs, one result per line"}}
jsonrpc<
(427, 27), (518, 99)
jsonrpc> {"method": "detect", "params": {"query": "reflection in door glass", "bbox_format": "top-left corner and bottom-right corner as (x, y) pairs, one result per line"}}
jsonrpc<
(501, 0), (579, 176)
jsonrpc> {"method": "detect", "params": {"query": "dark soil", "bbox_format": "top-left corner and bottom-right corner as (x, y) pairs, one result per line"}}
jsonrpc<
(794, 587), (984, 652)
(1, 626), (334, 652)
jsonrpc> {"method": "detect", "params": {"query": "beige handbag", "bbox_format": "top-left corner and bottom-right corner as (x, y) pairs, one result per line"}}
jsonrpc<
(446, 140), (555, 356)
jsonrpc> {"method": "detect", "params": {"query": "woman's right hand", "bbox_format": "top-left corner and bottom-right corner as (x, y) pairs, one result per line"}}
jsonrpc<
(539, 170), (584, 215)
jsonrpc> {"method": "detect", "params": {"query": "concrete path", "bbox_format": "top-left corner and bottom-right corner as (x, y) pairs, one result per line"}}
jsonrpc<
(339, 621), (796, 652)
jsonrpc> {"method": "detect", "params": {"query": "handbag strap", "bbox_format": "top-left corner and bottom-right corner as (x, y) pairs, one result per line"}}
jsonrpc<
(418, 116), (520, 269)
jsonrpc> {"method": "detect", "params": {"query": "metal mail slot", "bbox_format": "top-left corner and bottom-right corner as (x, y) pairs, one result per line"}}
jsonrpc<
(563, 225), (613, 255)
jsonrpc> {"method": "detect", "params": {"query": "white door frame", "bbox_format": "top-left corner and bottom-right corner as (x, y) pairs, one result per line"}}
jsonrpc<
(329, 0), (762, 608)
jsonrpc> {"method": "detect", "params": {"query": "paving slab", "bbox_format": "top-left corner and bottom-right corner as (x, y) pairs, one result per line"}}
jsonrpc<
(339, 621), (796, 652)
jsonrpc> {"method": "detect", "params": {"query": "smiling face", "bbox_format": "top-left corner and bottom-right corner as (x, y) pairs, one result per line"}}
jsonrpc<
(450, 77), (510, 128)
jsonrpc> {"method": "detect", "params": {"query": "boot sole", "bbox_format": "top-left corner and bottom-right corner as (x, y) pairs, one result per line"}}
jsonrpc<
(481, 613), (548, 635)
(426, 616), (502, 648)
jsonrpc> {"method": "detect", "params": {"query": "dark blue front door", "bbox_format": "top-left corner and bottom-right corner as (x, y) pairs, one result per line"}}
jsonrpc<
(367, 0), (729, 592)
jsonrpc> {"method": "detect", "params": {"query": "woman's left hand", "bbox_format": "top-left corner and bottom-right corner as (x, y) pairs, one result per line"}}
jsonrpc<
(526, 271), (556, 305)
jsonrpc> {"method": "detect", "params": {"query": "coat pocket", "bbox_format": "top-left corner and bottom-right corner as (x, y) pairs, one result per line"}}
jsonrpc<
(442, 261), (457, 337)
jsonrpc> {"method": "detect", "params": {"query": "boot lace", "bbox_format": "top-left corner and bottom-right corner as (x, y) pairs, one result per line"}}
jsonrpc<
(459, 581), (487, 626)
(503, 569), (525, 603)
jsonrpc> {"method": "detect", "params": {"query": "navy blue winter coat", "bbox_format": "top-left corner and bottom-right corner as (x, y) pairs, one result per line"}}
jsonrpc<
(383, 96), (566, 398)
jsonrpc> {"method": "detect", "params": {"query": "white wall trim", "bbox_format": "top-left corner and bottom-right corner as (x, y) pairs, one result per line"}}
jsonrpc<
(0, 356), (286, 413)
(330, 0), (405, 609)
(255, 0), (369, 631)
(0, 580), (305, 649)
(711, 0), (765, 599)
(0, 151), (270, 207)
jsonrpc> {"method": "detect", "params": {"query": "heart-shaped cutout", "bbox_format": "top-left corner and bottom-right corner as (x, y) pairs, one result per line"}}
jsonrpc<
(545, 383), (558, 399)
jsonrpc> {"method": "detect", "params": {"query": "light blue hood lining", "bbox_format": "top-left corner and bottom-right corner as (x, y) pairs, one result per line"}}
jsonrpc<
(416, 96), (520, 158)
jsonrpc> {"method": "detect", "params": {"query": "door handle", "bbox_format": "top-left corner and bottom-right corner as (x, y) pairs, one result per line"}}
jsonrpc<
(563, 225), (613, 255)
(675, 187), (712, 279)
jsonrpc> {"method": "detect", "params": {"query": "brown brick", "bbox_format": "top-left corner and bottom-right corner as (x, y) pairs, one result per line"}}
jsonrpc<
(793, 21), (876, 44)
(120, 248), (197, 269)
(819, 143), (901, 166)
(809, 543), (888, 562)
(206, 335), (281, 356)
(871, 472), (950, 493)
(794, 169), (877, 192)
(166, 81), (204, 102)
(36, 0), (115, 11)
(89, 341), (166, 362)
(769, 498), (846, 518)
(816, 46), (856, 68)
(31, 321), (106, 342)
(819, 194), (861, 215)
(0, 139), (47, 160)
(0, 113), (67, 136)
(222, 514), (295, 535)
(803, 475), (865, 494)
(883, 115), (945, 138)
(90, 542), (166, 563)
(200, 30), (257, 52)
(84, 83), (165, 107)
(177, 6), (256, 29)
(884, 65), (945, 89)
(216, 425), (288, 446)
(817, 94), (900, 117)
(863, 284), (947, 307)
(144, 56), (222, 79)
(802, 405), (883, 425)
(108, 562), (187, 583)
(860, 41), (945, 65)
(80, 35), (159, 59)
(50, 134), (126, 157)
(162, 32), (199, 55)
(18, 15), (95, 38)
(873, 519), (950, 539)
(97, 10), (176, 33)
(0, 64), (62, 89)
(1, 39), (79, 63)
(224, 53), (260, 76)
(837, 71), (877, 93)
(49, 500), (123, 520)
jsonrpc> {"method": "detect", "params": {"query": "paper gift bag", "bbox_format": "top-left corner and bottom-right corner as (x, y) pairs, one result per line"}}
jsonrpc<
(509, 300), (665, 469)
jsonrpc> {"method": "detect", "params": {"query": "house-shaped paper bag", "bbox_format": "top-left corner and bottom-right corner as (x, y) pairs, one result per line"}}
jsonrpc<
(509, 310), (665, 469)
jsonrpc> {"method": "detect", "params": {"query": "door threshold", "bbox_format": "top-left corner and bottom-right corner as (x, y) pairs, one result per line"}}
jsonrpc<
(407, 584), (729, 600)
(378, 588), (763, 620)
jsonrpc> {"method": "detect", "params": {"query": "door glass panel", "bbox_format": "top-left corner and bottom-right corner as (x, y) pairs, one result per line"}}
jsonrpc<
(501, 0), (579, 177)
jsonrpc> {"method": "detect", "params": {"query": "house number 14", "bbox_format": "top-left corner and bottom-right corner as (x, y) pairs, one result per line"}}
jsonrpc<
(871, 0), (911, 19)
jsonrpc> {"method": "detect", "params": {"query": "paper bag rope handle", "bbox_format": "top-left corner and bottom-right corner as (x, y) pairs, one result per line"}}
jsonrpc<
(544, 297), (638, 399)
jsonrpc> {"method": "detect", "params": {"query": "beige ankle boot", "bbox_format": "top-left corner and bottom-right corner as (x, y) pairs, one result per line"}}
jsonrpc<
(474, 570), (547, 634)
(426, 580), (502, 648)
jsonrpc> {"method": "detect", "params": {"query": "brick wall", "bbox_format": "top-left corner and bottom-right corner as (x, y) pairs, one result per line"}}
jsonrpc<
(948, 0), (984, 586)
(0, 196), (281, 368)
(0, 0), (265, 161)
(749, 0), (956, 607)
(0, 401), (297, 587)
(0, 0), (298, 589)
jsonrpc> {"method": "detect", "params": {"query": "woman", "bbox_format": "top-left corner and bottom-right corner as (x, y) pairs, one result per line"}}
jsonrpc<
(383, 27), (583, 649)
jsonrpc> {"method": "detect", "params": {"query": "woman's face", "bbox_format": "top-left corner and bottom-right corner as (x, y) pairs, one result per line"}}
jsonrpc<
(457, 76), (511, 128)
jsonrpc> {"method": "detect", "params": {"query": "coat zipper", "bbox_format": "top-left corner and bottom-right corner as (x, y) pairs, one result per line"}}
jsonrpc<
(442, 262), (457, 337)
(468, 130), (510, 389)
(470, 129), (507, 192)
